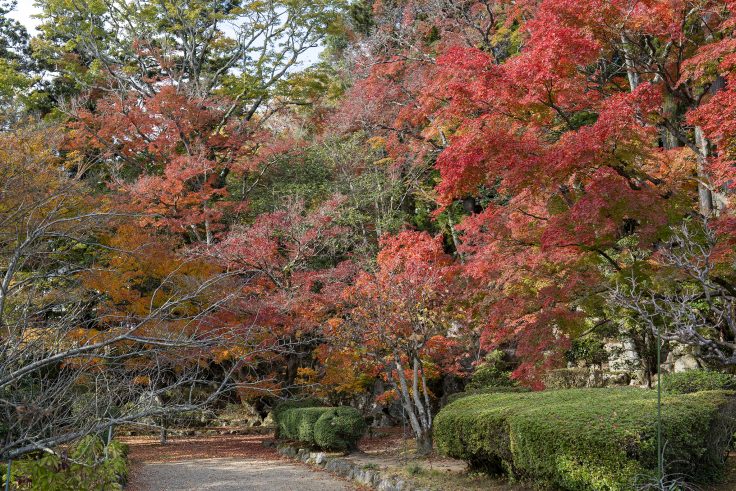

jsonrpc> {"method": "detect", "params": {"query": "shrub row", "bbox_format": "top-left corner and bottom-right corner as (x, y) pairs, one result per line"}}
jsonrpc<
(434, 388), (736, 491)
(659, 369), (736, 394)
(275, 404), (366, 451)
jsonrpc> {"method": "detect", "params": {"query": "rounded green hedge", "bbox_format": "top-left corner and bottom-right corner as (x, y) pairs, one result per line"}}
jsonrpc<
(277, 406), (332, 444)
(434, 388), (736, 491)
(314, 406), (367, 451)
(275, 404), (367, 451)
(272, 398), (324, 438)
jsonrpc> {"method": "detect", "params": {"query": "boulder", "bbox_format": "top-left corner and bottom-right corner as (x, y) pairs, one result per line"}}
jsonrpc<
(674, 354), (701, 373)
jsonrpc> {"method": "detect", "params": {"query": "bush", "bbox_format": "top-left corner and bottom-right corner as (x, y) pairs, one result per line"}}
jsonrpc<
(466, 350), (516, 391)
(276, 405), (367, 451)
(272, 398), (323, 438)
(434, 388), (736, 491)
(659, 370), (736, 394)
(566, 337), (608, 366)
(277, 406), (332, 444)
(313, 406), (367, 451)
(3, 435), (128, 490)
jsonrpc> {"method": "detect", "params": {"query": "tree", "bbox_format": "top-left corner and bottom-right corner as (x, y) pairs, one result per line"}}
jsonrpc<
(48, 0), (346, 244)
(610, 218), (736, 366)
(0, 0), (35, 123)
(331, 231), (458, 454)
(0, 121), (268, 460)
(210, 197), (353, 393)
(339, 0), (736, 385)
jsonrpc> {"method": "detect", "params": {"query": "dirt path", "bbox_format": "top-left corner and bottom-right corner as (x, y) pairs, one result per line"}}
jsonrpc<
(124, 434), (358, 491)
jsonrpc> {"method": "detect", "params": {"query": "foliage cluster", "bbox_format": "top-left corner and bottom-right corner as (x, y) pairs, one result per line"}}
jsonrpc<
(466, 350), (517, 391)
(313, 406), (368, 451)
(2, 436), (128, 491)
(434, 389), (736, 490)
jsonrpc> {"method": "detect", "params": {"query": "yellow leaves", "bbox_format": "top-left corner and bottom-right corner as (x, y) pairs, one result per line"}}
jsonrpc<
(133, 375), (151, 385)
(212, 345), (250, 363)
(367, 136), (386, 150)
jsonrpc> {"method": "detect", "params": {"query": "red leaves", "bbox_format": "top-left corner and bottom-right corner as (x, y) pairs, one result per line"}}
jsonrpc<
(67, 84), (250, 239)
(334, 231), (460, 380)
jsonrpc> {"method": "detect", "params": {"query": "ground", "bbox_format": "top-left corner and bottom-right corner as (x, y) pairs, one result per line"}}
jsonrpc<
(344, 427), (529, 491)
(123, 430), (736, 491)
(123, 434), (359, 491)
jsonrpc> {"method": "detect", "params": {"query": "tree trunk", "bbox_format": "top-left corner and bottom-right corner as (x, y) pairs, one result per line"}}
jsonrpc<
(393, 355), (434, 455)
(415, 427), (433, 456)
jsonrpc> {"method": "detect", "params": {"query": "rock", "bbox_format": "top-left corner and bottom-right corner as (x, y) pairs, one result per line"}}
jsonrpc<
(674, 354), (701, 373)
(262, 411), (275, 428)
(604, 338), (641, 372)
(603, 371), (630, 386)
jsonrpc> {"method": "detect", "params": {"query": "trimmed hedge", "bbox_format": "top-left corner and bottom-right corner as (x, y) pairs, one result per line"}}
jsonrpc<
(446, 386), (531, 405)
(275, 405), (366, 450)
(314, 406), (367, 451)
(434, 388), (736, 491)
(277, 407), (332, 444)
(659, 370), (736, 394)
(272, 398), (323, 438)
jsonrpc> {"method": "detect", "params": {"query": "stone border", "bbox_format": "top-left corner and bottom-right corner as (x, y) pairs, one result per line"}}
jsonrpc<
(276, 444), (429, 491)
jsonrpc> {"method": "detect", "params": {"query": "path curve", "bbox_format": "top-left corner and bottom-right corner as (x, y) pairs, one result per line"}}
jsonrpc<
(124, 434), (356, 491)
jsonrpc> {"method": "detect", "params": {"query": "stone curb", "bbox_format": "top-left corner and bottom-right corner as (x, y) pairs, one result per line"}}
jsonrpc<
(276, 444), (429, 491)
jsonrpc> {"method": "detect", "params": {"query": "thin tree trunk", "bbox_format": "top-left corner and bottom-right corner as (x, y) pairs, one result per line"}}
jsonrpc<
(694, 126), (715, 216)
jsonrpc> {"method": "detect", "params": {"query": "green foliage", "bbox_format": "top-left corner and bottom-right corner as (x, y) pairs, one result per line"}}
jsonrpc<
(313, 406), (367, 451)
(275, 404), (366, 450)
(446, 386), (531, 405)
(543, 368), (597, 389)
(466, 350), (517, 391)
(659, 370), (736, 395)
(566, 337), (609, 366)
(277, 406), (332, 445)
(272, 397), (324, 437)
(3, 435), (128, 491)
(434, 388), (736, 490)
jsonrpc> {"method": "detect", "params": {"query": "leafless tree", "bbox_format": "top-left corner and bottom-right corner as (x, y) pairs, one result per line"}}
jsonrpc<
(609, 218), (736, 366)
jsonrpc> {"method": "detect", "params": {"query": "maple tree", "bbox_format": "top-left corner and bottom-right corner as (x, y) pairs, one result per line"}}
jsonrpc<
(336, 0), (736, 386)
(8, 0), (736, 469)
(328, 231), (459, 453)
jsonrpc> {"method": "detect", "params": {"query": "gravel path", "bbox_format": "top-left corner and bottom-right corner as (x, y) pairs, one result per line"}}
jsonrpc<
(124, 434), (357, 491)
(130, 457), (356, 491)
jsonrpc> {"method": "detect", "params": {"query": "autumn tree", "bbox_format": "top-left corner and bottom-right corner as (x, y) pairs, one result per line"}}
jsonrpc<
(330, 231), (458, 454)
(335, 0), (736, 385)
(0, 121), (257, 460)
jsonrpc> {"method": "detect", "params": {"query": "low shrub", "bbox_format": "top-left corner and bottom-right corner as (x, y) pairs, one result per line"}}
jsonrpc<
(276, 404), (367, 450)
(659, 370), (736, 394)
(313, 406), (367, 451)
(3, 435), (129, 490)
(272, 398), (323, 438)
(277, 406), (332, 444)
(434, 388), (736, 491)
(466, 350), (517, 391)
